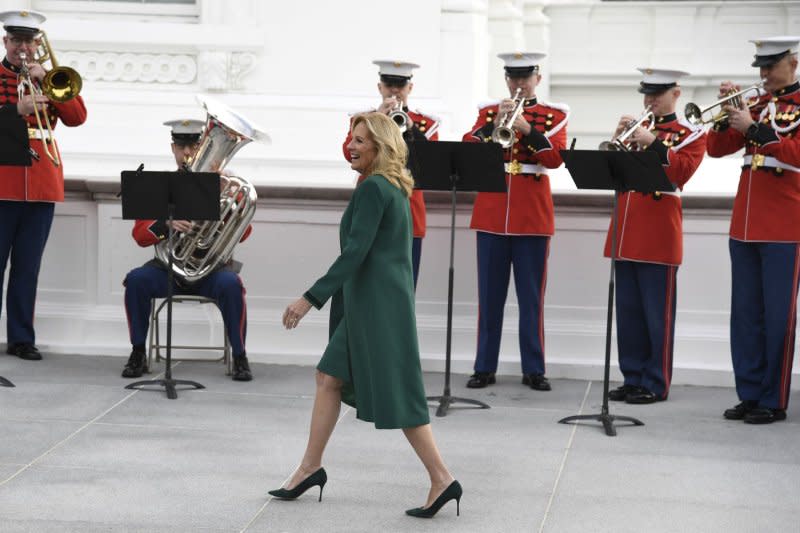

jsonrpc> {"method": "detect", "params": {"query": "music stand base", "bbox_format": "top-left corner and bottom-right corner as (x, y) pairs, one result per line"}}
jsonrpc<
(125, 378), (205, 400)
(558, 412), (644, 437)
(427, 394), (490, 418)
(0, 376), (14, 387)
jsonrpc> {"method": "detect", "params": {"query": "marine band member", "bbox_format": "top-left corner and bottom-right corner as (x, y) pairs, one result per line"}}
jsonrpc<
(463, 52), (568, 391)
(708, 36), (800, 425)
(121, 119), (254, 382)
(0, 10), (87, 361)
(604, 68), (706, 404)
(342, 60), (439, 288)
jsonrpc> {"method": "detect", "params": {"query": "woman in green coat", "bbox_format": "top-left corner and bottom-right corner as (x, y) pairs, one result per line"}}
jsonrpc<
(269, 113), (461, 518)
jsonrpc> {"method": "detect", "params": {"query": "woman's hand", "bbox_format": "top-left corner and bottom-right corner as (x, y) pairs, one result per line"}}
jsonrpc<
(283, 297), (313, 329)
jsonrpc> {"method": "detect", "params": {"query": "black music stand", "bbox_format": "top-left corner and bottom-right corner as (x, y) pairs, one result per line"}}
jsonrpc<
(0, 106), (33, 167)
(408, 141), (506, 417)
(557, 148), (673, 436)
(0, 110), (30, 387)
(119, 167), (220, 399)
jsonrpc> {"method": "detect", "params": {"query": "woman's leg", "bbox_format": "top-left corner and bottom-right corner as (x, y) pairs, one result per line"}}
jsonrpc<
(284, 370), (343, 488)
(403, 424), (455, 507)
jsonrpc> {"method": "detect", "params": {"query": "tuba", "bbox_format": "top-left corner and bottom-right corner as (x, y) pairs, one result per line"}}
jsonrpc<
(155, 96), (270, 284)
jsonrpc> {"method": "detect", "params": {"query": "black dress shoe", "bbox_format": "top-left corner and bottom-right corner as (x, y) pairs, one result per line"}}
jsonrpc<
(744, 407), (787, 425)
(232, 355), (253, 381)
(723, 400), (758, 420)
(625, 387), (660, 404)
(608, 384), (636, 401)
(6, 343), (42, 361)
(466, 372), (495, 388)
(121, 349), (148, 378)
(522, 373), (551, 391)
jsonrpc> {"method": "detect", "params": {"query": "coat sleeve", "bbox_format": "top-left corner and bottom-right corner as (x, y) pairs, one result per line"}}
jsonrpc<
(132, 219), (166, 247)
(342, 117), (355, 161)
(526, 117), (567, 169)
(648, 132), (708, 190)
(51, 95), (87, 127)
(462, 108), (492, 143)
(748, 121), (800, 166)
(303, 179), (386, 309)
(706, 124), (745, 157)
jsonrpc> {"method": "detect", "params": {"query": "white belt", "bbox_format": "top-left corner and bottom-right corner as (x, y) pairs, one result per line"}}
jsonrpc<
(504, 162), (547, 175)
(742, 155), (800, 173)
(27, 128), (53, 143)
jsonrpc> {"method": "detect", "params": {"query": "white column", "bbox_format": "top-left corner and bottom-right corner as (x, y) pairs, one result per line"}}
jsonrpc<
(523, 0), (551, 101)
(487, 0), (525, 98)
(439, 0), (490, 139)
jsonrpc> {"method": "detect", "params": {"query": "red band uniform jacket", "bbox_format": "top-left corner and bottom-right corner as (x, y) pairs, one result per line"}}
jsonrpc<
(463, 98), (568, 235)
(0, 59), (87, 202)
(707, 81), (800, 242)
(603, 113), (707, 265)
(342, 109), (440, 238)
(132, 219), (252, 248)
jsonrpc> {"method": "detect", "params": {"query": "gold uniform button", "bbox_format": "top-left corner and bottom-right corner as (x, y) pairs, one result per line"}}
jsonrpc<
(419, 126), (426, 132)
(547, 113), (553, 118)
(486, 117), (493, 123)
(487, 110), (495, 115)
(545, 120), (552, 126)
(421, 120), (427, 125)
(513, 148), (519, 154)
(776, 167), (784, 174)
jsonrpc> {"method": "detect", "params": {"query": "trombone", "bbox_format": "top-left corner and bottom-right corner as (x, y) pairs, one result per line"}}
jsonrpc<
(16, 30), (83, 166)
(684, 80), (765, 126)
(599, 106), (655, 151)
(491, 88), (524, 149)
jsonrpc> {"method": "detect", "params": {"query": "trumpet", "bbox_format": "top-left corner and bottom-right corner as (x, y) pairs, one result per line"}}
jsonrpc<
(599, 106), (655, 152)
(491, 88), (525, 149)
(388, 97), (410, 132)
(684, 80), (765, 126)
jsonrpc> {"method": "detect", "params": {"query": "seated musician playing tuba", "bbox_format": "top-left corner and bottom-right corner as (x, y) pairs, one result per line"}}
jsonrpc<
(0, 10), (87, 361)
(121, 119), (254, 381)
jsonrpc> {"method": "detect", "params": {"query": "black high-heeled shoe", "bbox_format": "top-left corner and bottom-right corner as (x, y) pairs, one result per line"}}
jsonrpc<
(405, 480), (462, 518)
(268, 467), (327, 502)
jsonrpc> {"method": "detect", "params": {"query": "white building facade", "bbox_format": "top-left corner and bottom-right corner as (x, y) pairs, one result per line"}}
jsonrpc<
(2, 0), (799, 386)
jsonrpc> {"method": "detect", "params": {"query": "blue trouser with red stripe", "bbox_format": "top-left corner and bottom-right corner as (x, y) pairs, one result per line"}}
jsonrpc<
(729, 239), (799, 410)
(412, 237), (422, 289)
(0, 200), (55, 346)
(615, 260), (677, 400)
(474, 232), (549, 375)
(124, 264), (248, 356)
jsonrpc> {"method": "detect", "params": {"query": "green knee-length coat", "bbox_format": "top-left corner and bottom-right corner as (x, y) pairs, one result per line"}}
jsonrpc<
(303, 174), (430, 429)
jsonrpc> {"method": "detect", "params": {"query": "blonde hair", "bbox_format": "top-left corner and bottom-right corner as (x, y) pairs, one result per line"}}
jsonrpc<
(351, 112), (414, 197)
